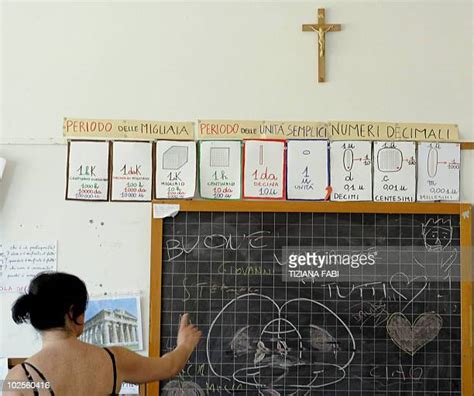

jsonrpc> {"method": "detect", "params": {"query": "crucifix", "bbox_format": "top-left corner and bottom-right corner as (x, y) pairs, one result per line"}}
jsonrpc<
(302, 8), (341, 83)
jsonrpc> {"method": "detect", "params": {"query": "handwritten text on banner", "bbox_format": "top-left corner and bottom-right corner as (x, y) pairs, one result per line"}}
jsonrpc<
(64, 118), (194, 140)
(198, 120), (459, 141)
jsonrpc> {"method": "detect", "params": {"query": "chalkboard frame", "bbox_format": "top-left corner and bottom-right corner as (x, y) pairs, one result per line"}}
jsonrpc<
(148, 200), (472, 396)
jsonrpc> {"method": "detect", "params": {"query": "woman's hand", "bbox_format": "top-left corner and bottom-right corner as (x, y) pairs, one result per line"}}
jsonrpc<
(112, 313), (203, 383)
(177, 313), (202, 354)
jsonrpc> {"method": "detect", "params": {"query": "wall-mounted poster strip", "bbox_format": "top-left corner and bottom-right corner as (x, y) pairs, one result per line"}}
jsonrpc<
(64, 118), (194, 141)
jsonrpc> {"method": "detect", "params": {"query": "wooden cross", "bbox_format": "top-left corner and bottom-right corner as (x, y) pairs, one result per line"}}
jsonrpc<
(302, 8), (341, 83)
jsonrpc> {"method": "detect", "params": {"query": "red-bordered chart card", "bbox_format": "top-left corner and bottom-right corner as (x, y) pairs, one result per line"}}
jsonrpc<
(243, 139), (285, 200)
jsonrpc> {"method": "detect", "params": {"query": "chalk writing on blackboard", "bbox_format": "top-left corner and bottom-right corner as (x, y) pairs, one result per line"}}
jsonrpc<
(158, 211), (462, 394)
(206, 293), (356, 392)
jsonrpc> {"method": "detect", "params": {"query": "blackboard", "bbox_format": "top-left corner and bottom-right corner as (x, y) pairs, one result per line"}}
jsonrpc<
(148, 201), (472, 396)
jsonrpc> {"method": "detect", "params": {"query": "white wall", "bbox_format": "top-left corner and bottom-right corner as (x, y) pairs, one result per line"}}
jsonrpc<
(0, 1), (472, 356)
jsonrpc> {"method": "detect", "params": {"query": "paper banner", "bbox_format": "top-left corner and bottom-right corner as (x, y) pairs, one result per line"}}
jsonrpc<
(286, 140), (328, 200)
(199, 140), (242, 200)
(243, 140), (285, 199)
(417, 142), (460, 201)
(0, 241), (57, 293)
(66, 141), (110, 201)
(330, 141), (372, 201)
(198, 120), (328, 140)
(155, 141), (196, 199)
(198, 120), (458, 142)
(111, 141), (153, 202)
(328, 121), (458, 141)
(373, 141), (416, 202)
(64, 118), (194, 140)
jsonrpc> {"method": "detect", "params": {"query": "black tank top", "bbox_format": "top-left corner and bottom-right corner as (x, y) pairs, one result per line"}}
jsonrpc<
(20, 347), (118, 395)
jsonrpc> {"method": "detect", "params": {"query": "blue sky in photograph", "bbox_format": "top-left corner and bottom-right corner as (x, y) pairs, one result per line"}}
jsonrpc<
(85, 297), (139, 321)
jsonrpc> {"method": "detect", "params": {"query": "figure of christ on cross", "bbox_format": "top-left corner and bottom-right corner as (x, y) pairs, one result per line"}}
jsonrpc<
(302, 8), (341, 82)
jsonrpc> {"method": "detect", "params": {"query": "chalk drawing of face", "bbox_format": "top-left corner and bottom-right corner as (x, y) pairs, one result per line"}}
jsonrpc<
(206, 294), (355, 395)
(422, 218), (453, 252)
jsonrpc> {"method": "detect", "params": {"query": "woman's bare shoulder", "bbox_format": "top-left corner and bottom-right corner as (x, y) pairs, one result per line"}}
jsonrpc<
(2, 365), (27, 395)
(4, 364), (27, 381)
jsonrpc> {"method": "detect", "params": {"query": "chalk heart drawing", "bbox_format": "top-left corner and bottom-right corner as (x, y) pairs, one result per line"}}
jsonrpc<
(386, 312), (443, 356)
(389, 272), (428, 307)
(206, 293), (356, 395)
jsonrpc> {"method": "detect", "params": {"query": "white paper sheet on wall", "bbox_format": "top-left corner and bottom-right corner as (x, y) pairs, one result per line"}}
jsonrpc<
(111, 142), (153, 201)
(66, 141), (110, 201)
(119, 382), (139, 394)
(0, 358), (8, 381)
(417, 142), (460, 201)
(0, 241), (57, 293)
(330, 141), (372, 201)
(286, 140), (328, 200)
(373, 141), (416, 202)
(155, 141), (196, 199)
(243, 140), (285, 199)
(199, 140), (241, 200)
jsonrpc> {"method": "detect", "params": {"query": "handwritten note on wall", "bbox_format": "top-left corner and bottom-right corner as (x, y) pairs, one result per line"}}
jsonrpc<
(199, 140), (241, 200)
(155, 141), (196, 199)
(373, 141), (416, 202)
(286, 140), (328, 200)
(243, 140), (285, 199)
(330, 141), (372, 201)
(111, 142), (153, 201)
(66, 141), (109, 201)
(0, 241), (57, 293)
(417, 142), (460, 201)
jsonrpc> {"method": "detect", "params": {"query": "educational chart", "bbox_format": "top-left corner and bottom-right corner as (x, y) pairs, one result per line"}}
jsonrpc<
(111, 141), (153, 201)
(66, 141), (110, 201)
(243, 140), (285, 199)
(80, 295), (143, 351)
(158, 210), (462, 395)
(0, 241), (57, 293)
(417, 142), (460, 201)
(199, 141), (241, 200)
(286, 140), (328, 200)
(155, 141), (196, 199)
(373, 141), (416, 202)
(330, 141), (372, 201)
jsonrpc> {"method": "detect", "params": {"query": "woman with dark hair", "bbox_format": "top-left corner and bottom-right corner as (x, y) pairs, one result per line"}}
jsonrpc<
(3, 272), (201, 395)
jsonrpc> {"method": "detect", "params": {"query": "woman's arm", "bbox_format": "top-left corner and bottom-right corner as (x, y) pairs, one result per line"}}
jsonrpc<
(112, 313), (202, 384)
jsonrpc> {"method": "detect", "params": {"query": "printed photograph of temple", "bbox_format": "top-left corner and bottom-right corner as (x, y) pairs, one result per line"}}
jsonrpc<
(80, 296), (142, 351)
